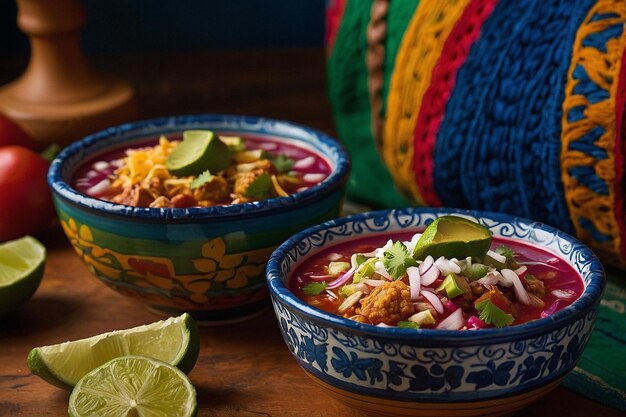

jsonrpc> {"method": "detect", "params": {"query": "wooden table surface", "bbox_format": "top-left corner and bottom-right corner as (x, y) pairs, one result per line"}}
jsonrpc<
(1, 49), (624, 416)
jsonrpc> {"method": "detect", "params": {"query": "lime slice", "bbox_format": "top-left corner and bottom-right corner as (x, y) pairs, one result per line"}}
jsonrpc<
(68, 355), (197, 417)
(27, 313), (199, 390)
(166, 130), (232, 176)
(0, 235), (46, 317)
(413, 215), (492, 261)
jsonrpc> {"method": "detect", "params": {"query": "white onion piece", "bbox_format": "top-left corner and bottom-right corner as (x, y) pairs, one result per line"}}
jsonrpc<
(326, 267), (356, 289)
(514, 265), (528, 276)
(374, 261), (391, 280)
(421, 290), (444, 314)
(350, 253), (359, 269)
(518, 260), (565, 271)
(297, 187), (309, 193)
(86, 179), (111, 196)
(328, 253), (344, 261)
(303, 173), (326, 183)
(501, 269), (531, 305)
(420, 264), (440, 286)
(403, 233), (422, 255)
(486, 250), (507, 264)
(362, 278), (385, 287)
(407, 266), (421, 301)
(325, 289), (339, 299)
(93, 161), (110, 172)
(476, 272), (501, 286)
(307, 274), (333, 281)
(418, 255), (434, 275)
(358, 250), (378, 258)
(376, 323), (393, 327)
(376, 240), (394, 258)
(293, 156), (316, 169)
(436, 308), (466, 330)
(434, 256), (461, 275)
(110, 158), (124, 167)
(85, 170), (99, 178)
(551, 289), (576, 299)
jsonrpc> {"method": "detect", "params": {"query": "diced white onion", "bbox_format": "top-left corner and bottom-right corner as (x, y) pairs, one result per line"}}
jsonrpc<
(477, 271), (501, 286)
(303, 173), (326, 183)
(85, 170), (99, 178)
(293, 156), (316, 169)
(418, 255), (434, 275)
(486, 250), (507, 264)
(374, 261), (391, 280)
(421, 290), (444, 314)
(513, 265), (528, 276)
(375, 240), (394, 259)
(436, 308), (466, 330)
(93, 161), (110, 172)
(420, 263), (440, 286)
(307, 274), (333, 281)
(501, 269), (531, 305)
(434, 256), (461, 275)
(551, 289), (576, 299)
(407, 266), (421, 301)
(350, 253), (359, 269)
(402, 233), (422, 255)
(86, 179), (111, 196)
(328, 253), (344, 261)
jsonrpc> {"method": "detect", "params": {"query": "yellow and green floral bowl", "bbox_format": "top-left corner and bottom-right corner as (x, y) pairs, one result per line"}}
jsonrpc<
(48, 114), (350, 323)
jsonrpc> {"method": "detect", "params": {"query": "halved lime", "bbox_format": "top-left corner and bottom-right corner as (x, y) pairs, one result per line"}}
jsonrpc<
(68, 355), (197, 417)
(0, 235), (46, 317)
(166, 130), (232, 176)
(413, 215), (492, 260)
(27, 313), (199, 390)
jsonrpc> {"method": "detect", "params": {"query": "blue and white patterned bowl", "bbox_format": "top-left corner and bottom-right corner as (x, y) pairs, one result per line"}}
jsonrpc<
(48, 114), (350, 324)
(266, 208), (605, 416)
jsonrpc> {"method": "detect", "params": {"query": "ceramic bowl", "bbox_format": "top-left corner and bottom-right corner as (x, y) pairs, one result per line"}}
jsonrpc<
(267, 207), (605, 416)
(48, 114), (350, 324)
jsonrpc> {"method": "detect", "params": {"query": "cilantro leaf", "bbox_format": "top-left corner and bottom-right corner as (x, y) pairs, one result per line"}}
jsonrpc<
(475, 298), (514, 328)
(190, 170), (213, 189)
(302, 282), (328, 295)
(383, 241), (415, 280)
(271, 154), (295, 173)
(244, 173), (272, 198)
(496, 245), (516, 261)
(397, 321), (419, 329)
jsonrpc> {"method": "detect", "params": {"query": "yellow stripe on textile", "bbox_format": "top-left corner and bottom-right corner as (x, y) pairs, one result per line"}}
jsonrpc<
(561, 0), (626, 266)
(382, 0), (470, 205)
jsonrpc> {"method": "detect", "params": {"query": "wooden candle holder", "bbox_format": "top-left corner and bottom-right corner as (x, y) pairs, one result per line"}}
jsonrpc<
(0, 0), (138, 147)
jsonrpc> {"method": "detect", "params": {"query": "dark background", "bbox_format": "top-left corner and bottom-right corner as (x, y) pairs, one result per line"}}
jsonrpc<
(0, 1), (326, 59)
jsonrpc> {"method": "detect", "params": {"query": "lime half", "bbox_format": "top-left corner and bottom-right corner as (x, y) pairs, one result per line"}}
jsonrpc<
(166, 130), (232, 176)
(27, 313), (199, 390)
(69, 355), (197, 417)
(0, 235), (46, 317)
(413, 215), (492, 260)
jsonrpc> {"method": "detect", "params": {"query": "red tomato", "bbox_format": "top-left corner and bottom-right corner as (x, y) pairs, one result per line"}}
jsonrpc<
(0, 113), (36, 150)
(0, 146), (54, 241)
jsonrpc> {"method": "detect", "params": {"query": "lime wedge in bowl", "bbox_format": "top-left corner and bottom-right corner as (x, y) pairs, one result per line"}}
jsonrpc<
(68, 355), (197, 417)
(27, 313), (199, 390)
(413, 215), (492, 261)
(0, 235), (46, 317)
(166, 130), (232, 176)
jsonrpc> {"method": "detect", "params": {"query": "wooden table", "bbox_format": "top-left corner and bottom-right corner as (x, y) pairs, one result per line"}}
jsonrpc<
(0, 49), (623, 416)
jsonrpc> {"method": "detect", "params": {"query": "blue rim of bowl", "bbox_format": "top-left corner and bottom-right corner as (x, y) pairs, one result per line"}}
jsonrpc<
(48, 114), (351, 221)
(267, 207), (606, 346)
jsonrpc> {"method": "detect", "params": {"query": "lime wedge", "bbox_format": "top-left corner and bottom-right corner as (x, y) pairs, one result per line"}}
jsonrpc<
(68, 355), (197, 417)
(0, 236), (46, 316)
(166, 130), (232, 176)
(27, 313), (199, 390)
(413, 215), (492, 261)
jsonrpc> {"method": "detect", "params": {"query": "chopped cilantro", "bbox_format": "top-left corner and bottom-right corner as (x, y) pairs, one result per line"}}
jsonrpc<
(383, 241), (417, 280)
(496, 245), (516, 261)
(475, 298), (514, 328)
(244, 173), (273, 198)
(190, 170), (213, 189)
(302, 282), (328, 295)
(398, 321), (419, 329)
(271, 154), (295, 173)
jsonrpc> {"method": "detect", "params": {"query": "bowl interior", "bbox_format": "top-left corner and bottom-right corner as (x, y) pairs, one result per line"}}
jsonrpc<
(267, 207), (605, 341)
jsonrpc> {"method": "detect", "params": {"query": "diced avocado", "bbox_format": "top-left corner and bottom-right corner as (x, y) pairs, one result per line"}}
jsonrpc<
(328, 261), (350, 276)
(398, 321), (419, 329)
(436, 273), (468, 299)
(353, 258), (376, 283)
(408, 309), (436, 326)
(413, 216), (492, 261)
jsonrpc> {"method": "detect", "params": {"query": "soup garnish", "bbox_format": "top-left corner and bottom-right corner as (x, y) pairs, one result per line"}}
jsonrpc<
(73, 130), (331, 208)
(292, 216), (583, 330)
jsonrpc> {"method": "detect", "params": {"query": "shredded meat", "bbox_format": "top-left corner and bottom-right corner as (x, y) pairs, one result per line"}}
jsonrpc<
(523, 275), (546, 298)
(359, 280), (415, 325)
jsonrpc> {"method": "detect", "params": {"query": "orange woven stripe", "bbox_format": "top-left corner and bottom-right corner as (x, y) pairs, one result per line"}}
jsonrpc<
(383, 0), (470, 205)
(561, 0), (626, 266)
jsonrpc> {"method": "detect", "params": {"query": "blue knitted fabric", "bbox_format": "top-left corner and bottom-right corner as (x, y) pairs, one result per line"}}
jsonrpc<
(433, 0), (597, 234)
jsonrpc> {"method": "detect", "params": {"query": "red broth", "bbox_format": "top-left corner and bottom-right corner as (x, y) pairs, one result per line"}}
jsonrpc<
(72, 134), (332, 206)
(290, 233), (584, 329)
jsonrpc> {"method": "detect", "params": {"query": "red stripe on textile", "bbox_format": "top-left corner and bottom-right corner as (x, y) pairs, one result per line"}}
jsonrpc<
(411, 0), (498, 206)
(615, 46), (626, 260)
(325, 0), (348, 52)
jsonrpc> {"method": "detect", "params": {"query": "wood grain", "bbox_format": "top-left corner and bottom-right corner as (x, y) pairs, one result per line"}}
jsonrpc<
(0, 49), (623, 417)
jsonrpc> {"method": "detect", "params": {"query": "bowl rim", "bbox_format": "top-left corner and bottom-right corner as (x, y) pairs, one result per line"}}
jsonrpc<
(267, 207), (606, 345)
(47, 114), (351, 220)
